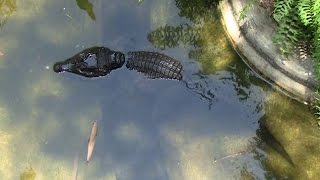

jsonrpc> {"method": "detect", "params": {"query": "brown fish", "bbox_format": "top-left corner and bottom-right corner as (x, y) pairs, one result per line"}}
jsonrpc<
(87, 120), (98, 163)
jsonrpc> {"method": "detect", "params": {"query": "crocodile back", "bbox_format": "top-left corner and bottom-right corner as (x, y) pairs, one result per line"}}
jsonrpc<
(126, 51), (183, 80)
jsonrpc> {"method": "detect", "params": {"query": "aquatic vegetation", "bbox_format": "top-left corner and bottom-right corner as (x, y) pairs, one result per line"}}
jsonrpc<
(0, 0), (16, 27)
(76, 0), (96, 20)
(20, 167), (36, 180)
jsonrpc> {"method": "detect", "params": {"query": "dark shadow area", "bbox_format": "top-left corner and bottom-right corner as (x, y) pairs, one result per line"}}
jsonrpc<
(257, 116), (294, 166)
(251, 120), (295, 180)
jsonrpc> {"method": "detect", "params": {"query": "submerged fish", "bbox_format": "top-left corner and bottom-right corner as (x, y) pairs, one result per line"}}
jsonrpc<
(87, 120), (98, 163)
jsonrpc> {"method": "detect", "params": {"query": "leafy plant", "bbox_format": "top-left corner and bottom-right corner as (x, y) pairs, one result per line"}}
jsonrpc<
(272, 0), (320, 125)
(272, 0), (320, 71)
(241, 0), (320, 124)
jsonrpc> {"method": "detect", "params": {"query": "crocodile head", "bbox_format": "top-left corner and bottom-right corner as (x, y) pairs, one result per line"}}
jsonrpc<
(53, 47), (125, 78)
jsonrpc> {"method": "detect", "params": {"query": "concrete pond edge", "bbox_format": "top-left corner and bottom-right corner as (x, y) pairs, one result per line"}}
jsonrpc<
(218, 0), (317, 104)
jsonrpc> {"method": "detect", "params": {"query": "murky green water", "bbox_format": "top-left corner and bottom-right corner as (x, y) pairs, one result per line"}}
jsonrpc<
(0, 0), (319, 179)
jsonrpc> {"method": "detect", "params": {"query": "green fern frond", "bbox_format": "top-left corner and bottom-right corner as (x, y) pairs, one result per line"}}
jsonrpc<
(273, 0), (295, 23)
(298, 0), (314, 26)
(313, 0), (320, 26)
(273, 7), (305, 54)
(313, 28), (320, 78)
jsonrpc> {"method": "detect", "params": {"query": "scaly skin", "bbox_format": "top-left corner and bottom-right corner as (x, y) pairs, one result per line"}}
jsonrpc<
(53, 47), (183, 80)
(126, 51), (183, 80)
(53, 47), (125, 78)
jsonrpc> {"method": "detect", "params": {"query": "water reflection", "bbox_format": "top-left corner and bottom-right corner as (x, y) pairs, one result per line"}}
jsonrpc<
(76, 0), (96, 20)
(175, 0), (218, 20)
(148, 24), (200, 49)
(147, 0), (245, 107)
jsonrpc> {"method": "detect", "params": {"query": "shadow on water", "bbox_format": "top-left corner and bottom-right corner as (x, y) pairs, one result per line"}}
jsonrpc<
(253, 92), (320, 179)
(256, 116), (294, 166)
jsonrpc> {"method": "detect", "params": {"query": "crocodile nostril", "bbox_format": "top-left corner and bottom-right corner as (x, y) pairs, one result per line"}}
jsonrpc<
(53, 63), (63, 72)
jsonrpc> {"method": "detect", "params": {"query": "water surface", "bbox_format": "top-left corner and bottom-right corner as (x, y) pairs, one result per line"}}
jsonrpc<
(0, 0), (318, 179)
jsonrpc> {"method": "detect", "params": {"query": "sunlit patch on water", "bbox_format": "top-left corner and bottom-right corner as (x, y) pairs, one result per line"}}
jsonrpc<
(159, 125), (259, 179)
(0, 131), (14, 179)
(28, 74), (67, 100)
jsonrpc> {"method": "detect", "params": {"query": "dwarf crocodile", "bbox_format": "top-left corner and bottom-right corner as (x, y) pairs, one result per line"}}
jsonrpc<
(53, 46), (183, 80)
